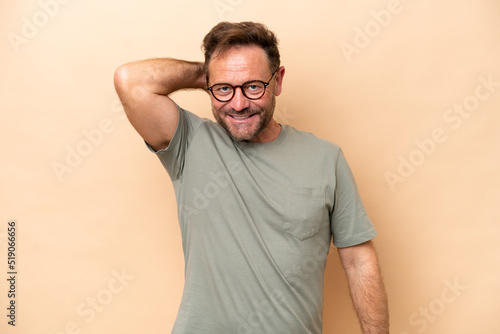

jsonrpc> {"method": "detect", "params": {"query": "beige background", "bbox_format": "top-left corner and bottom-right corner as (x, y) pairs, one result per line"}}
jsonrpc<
(1, 0), (499, 333)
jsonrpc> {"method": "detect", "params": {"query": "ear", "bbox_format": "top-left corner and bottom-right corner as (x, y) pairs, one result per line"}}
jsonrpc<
(274, 66), (285, 96)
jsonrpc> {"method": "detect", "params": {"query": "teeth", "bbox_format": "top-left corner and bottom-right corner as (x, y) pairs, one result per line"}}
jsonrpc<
(232, 115), (251, 119)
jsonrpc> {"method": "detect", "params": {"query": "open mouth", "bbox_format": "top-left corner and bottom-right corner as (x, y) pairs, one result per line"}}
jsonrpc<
(227, 113), (258, 121)
(230, 114), (254, 119)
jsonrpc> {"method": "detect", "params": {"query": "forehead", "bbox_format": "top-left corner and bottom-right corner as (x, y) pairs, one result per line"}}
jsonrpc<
(208, 45), (270, 83)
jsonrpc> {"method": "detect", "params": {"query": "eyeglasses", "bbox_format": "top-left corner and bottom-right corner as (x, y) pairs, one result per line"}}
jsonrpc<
(207, 71), (277, 102)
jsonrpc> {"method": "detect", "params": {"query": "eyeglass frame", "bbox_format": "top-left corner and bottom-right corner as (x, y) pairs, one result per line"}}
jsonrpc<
(207, 71), (277, 102)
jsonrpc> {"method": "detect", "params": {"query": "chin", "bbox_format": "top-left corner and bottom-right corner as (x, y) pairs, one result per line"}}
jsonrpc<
(213, 104), (274, 142)
(227, 128), (260, 142)
(219, 115), (264, 142)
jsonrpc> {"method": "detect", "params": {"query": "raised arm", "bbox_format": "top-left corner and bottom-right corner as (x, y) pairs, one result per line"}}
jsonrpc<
(113, 58), (206, 151)
(338, 240), (389, 334)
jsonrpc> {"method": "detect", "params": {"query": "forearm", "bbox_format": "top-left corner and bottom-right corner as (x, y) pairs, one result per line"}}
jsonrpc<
(115, 58), (206, 97)
(344, 258), (389, 334)
(338, 241), (389, 334)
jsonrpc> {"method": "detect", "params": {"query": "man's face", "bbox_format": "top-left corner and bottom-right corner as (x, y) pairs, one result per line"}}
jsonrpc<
(207, 45), (284, 143)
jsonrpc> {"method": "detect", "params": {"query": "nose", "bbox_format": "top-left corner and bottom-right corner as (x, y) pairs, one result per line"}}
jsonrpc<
(229, 87), (250, 112)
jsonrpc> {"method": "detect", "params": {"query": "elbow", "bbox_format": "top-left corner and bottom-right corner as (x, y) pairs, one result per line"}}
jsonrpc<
(113, 64), (132, 93)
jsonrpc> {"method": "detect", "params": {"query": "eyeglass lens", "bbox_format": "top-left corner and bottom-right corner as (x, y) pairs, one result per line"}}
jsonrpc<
(212, 81), (266, 101)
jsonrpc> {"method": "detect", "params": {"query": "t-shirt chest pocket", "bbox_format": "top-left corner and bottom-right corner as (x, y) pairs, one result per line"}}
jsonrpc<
(282, 186), (327, 240)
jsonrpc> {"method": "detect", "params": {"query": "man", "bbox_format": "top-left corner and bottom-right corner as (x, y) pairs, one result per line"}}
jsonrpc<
(114, 21), (389, 334)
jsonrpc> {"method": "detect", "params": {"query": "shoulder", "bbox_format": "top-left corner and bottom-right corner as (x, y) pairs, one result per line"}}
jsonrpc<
(176, 104), (236, 148)
(284, 125), (342, 155)
(176, 104), (227, 139)
(178, 105), (211, 128)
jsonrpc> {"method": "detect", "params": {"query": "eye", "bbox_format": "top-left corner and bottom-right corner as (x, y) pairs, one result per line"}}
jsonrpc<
(215, 85), (232, 95)
(245, 82), (263, 91)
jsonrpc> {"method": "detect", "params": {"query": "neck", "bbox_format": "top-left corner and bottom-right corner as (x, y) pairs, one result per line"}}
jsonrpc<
(249, 118), (282, 143)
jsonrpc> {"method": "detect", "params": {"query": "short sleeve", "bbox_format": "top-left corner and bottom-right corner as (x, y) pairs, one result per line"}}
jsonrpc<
(330, 149), (377, 248)
(145, 104), (204, 181)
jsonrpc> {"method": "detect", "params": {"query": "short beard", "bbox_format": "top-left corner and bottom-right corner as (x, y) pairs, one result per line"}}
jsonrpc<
(212, 96), (276, 142)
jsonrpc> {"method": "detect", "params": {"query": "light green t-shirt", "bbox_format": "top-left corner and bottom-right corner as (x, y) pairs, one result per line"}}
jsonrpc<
(148, 105), (377, 334)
